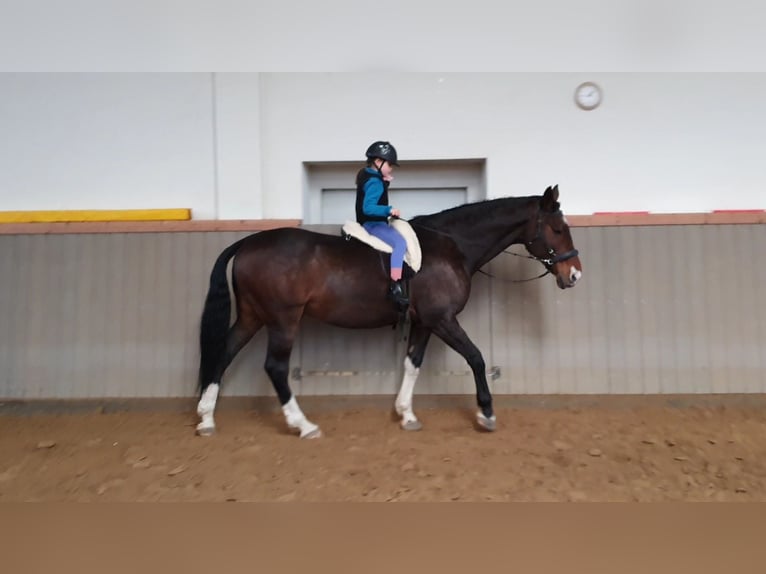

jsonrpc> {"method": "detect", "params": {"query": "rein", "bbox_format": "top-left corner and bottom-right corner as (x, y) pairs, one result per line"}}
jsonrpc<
(478, 248), (578, 283)
(478, 252), (552, 283)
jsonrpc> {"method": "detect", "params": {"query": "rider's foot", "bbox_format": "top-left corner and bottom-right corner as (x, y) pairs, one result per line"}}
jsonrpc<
(388, 280), (409, 312)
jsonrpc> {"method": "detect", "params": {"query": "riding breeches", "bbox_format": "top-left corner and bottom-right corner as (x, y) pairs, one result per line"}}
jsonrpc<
(362, 221), (407, 270)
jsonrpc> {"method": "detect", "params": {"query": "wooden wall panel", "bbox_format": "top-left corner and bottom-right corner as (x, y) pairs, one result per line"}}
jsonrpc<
(1, 224), (764, 400)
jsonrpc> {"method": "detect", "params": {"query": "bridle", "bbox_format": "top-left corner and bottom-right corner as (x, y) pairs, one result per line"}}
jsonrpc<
(479, 209), (579, 283)
(522, 210), (580, 267)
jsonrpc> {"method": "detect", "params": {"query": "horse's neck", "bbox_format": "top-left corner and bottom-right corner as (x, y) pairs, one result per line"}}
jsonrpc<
(421, 197), (538, 274)
(463, 206), (535, 273)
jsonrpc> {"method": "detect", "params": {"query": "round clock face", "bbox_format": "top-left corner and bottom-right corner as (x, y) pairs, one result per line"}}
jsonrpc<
(574, 82), (602, 110)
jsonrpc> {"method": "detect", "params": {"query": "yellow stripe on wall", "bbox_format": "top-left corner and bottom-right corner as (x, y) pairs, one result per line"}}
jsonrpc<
(0, 209), (191, 223)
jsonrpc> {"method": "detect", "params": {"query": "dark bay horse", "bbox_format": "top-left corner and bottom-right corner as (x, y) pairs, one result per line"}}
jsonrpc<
(196, 185), (582, 437)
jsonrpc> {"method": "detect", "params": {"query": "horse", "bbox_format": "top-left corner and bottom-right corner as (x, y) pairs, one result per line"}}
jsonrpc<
(195, 184), (582, 438)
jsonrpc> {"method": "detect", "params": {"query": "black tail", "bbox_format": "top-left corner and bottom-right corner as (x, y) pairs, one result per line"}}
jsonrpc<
(198, 237), (248, 394)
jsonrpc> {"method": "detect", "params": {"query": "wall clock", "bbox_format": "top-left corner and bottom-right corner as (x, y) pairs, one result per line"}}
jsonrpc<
(574, 81), (603, 110)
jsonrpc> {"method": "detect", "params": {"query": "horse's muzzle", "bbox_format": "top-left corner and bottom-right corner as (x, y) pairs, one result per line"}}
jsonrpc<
(556, 265), (582, 289)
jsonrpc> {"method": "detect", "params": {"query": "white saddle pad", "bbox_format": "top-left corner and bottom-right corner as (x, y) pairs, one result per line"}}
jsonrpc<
(342, 219), (422, 273)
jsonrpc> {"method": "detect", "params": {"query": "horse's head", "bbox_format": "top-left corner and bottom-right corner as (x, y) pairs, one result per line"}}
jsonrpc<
(523, 185), (582, 289)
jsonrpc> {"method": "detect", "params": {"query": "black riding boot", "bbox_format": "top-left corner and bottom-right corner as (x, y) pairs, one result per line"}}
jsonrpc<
(388, 280), (410, 312)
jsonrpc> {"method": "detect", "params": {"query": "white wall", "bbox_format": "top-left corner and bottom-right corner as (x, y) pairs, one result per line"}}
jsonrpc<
(0, 73), (217, 216)
(259, 73), (766, 216)
(212, 73), (263, 219)
(1, 73), (765, 219)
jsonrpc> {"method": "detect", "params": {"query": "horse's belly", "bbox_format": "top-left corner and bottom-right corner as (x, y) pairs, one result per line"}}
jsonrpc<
(304, 292), (398, 329)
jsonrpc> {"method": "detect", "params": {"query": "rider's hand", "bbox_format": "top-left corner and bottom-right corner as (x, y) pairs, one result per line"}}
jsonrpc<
(390, 207), (401, 218)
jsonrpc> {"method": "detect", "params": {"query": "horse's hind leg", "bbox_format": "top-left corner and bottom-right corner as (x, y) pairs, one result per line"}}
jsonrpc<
(395, 323), (431, 431)
(265, 322), (321, 439)
(197, 317), (261, 436)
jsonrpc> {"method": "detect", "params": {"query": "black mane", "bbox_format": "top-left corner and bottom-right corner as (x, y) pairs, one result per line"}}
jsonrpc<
(410, 195), (539, 232)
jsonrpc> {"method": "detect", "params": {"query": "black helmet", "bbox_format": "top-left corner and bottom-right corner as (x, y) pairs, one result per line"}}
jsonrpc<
(365, 141), (399, 166)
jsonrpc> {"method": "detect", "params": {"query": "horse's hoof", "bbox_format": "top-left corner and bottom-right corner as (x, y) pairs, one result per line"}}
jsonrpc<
(401, 419), (423, 431)
(300, 427), (323, 439)
(196, 423), (216, 437)
(476, 412), (497, 432)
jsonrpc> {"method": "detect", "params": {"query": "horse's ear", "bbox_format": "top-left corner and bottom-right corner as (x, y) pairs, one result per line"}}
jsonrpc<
(541, 184), (560, 211)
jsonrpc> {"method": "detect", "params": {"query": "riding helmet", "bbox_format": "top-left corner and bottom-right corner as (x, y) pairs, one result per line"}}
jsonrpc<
(365, 141), (399, 166)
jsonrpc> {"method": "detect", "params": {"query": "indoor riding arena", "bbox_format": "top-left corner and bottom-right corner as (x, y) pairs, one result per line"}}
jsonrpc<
(2, 73), (765, 502)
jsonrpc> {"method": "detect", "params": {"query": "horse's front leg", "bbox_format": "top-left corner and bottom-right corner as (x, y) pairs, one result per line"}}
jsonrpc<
(432, 317), (496, 432)
(395, 323), (431, 431)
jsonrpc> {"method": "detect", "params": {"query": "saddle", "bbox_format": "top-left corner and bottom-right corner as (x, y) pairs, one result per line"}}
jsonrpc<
(341, 218), (422, 273)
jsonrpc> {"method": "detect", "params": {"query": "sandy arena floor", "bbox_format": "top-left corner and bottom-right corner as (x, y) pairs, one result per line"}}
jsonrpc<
(2, 399), (766, 502)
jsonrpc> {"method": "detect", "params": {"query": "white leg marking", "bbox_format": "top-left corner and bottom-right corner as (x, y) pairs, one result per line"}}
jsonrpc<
(476, 410), (497, 431)
(196, 383), (219, 435)
(395, 356), (420, 428)
(282, 396), (322, 438)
